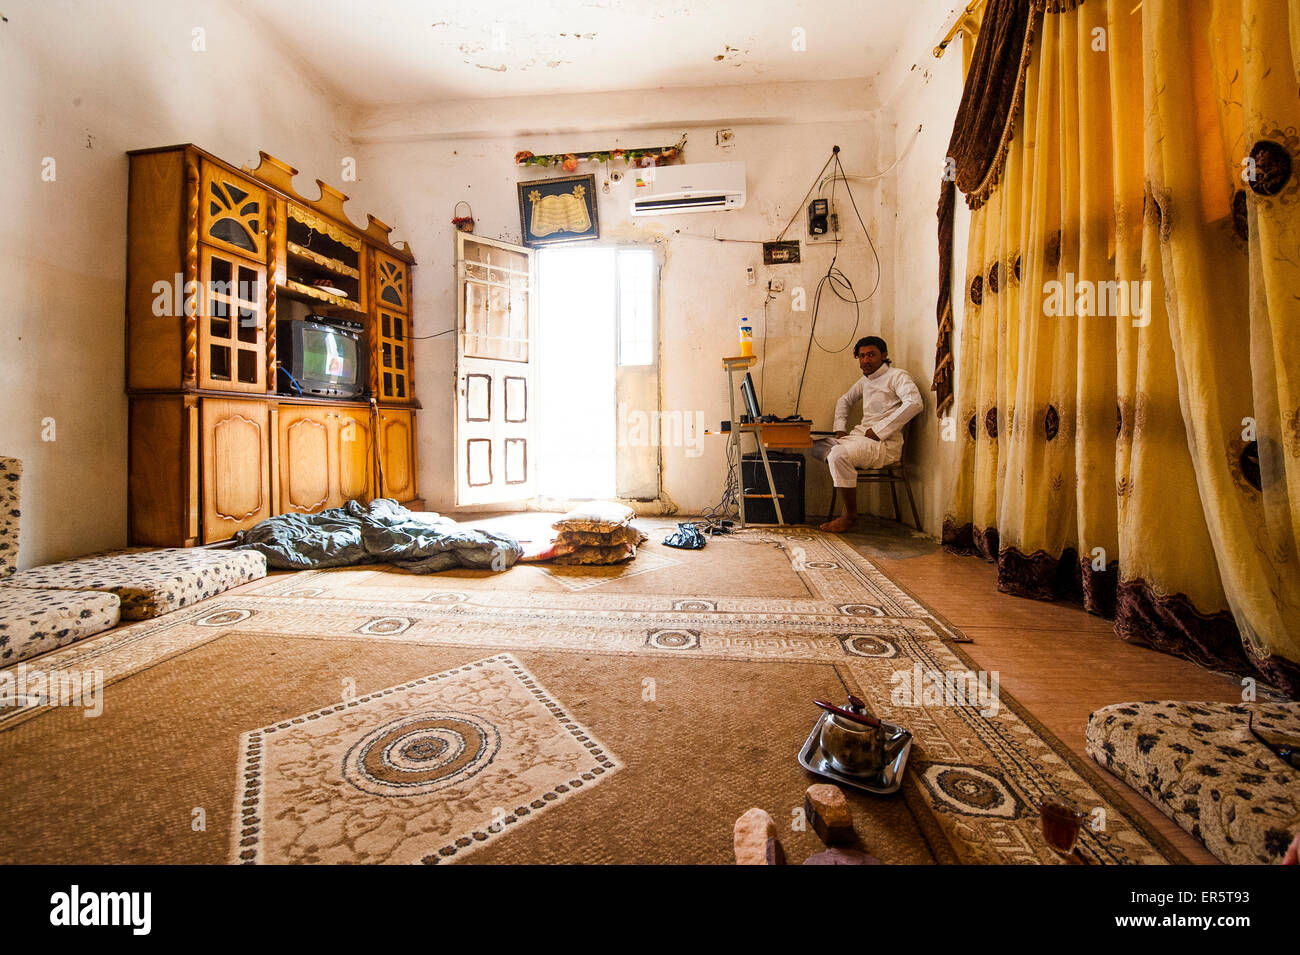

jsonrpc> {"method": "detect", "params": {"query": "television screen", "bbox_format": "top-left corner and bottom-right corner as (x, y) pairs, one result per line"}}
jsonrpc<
(301, 326), (357, 383)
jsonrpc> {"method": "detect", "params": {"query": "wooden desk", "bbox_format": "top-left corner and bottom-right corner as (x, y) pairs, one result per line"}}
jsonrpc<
(704, 422), (813, 446)
(737, 420), (812, 448)
(712, 355), (813, 526)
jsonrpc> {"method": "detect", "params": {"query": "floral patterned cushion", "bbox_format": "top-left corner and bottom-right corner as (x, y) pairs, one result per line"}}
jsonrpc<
(0, 585), (120, 665)
(552, 542), (637, 565)
(555, 525), (647, 548)
(552, 501), (636, 533)
(0, 457), (20, 579)
(5, 548), (266, 621)
(1086, 700), (1300, 865)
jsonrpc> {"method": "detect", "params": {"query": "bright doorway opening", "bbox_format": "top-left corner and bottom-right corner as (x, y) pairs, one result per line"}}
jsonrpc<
(536, 246), (657, 501)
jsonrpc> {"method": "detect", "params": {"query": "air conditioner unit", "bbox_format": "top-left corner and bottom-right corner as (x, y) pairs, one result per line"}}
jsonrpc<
(629, 161), (746, 216)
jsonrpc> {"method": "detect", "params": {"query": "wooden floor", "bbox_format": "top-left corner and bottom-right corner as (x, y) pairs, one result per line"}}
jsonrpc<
(853, 534), (1244, 865)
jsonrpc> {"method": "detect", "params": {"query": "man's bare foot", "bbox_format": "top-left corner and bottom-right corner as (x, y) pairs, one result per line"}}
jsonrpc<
(820, 515), (856, 533)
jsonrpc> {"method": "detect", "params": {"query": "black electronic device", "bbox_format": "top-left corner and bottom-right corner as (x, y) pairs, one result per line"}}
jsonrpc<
(742, 450), (806, 525)
(308, 313), (364, 333)
(808, 198), (829, 236)
(740, 371), (761, 419)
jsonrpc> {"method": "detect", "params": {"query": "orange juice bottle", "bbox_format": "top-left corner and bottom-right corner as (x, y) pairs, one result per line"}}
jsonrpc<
(739, 317), (753, 357)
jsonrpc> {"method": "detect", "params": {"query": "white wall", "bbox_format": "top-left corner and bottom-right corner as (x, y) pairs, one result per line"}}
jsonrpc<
(877, 42), (968, 534)
(351, 85), (895, 517)
(0, 0), (351, 567)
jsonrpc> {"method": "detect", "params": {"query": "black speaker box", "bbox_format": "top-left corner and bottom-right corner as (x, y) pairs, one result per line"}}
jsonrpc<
(741, 450), (805, 525)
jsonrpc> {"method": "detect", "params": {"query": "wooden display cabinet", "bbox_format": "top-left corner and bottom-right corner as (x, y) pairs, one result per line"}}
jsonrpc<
(126, 145), (421, 546)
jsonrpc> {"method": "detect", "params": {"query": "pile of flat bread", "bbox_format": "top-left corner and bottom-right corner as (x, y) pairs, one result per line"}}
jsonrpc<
(548, 501), (647, 565)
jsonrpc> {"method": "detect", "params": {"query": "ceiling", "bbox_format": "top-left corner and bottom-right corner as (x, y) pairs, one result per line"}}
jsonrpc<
(235, 0), (960, 109)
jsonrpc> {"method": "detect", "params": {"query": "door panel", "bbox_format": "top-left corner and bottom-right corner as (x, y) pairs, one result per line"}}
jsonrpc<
(378, 408), (417, 502)
(278, 406), (331, 513)
(277, 405), (374, 513)
(504, 437), (527, 485)
(201, 398), (270, 542)
(455, 233), (535, 506)
(336, 409), (372, 502)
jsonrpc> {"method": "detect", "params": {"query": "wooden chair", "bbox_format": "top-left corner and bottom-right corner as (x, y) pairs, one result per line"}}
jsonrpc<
(826, 431), (922, 530)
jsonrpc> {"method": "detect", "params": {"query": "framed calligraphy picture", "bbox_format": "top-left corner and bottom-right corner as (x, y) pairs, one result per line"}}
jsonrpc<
(516, 174), (599, 247)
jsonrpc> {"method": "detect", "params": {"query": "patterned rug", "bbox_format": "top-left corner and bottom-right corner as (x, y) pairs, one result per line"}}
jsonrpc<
(0, 526), (1187, 864)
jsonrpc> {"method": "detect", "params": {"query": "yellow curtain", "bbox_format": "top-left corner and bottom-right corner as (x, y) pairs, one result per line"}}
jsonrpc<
(944, 0), (1300, 695)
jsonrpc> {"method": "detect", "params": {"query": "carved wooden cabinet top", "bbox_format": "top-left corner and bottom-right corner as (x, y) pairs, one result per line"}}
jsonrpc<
(127, 143), (416, 264)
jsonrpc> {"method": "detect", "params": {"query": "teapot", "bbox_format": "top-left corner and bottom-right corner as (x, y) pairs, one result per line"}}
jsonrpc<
(815, 695), (888, 776)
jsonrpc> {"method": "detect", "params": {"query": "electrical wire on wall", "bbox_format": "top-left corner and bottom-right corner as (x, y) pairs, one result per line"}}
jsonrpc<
(772, 152), (839, 244)
(368, 397), (384, 494)
(816, 124), (922, 190)
(791, 147), (884, 416)
(760, 289), (774, 410)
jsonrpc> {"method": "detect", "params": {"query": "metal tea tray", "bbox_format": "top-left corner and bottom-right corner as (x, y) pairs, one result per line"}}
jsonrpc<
(798, 712), (913, 795)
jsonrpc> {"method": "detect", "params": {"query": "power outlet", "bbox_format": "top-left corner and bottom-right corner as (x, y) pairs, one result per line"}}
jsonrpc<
(767, 278), (785, 293)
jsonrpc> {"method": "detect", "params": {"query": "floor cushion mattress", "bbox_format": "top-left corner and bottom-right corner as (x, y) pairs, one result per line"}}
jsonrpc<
(1086, 699), (1300, 864)
(0, 585), (120, 665)
(5, 548), (266, 620)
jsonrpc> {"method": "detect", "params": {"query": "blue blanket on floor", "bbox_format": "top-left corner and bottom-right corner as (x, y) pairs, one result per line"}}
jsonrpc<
(234, 499), (522, 573)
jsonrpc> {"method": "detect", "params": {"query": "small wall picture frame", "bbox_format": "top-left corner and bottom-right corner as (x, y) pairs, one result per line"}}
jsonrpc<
(517, 174), (599, 247)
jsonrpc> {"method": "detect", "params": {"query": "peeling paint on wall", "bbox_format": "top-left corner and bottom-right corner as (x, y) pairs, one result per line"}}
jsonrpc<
(712, 44), (749, 67)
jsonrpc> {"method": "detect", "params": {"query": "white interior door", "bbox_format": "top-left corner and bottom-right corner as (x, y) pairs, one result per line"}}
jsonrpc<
(455, 233), (535, 507)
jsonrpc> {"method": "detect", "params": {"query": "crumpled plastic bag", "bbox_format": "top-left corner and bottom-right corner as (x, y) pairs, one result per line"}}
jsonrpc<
(662, 522), (707, 550)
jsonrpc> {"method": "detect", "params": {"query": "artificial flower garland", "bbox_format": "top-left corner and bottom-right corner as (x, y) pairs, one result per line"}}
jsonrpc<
(515, 135), (687, 172)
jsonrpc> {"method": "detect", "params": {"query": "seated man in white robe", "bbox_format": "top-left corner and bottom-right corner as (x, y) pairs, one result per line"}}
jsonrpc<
(811, 336), (923, 533)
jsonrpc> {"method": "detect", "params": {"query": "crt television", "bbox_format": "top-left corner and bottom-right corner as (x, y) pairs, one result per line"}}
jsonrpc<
(278, 317), (365, 399)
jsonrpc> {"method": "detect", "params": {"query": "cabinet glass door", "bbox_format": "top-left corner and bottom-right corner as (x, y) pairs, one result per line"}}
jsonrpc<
(376, 307), (412, 401)
(200, 162), (268, 261)
(374, 250), (409, 313)
(200, 247), (266, 393)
